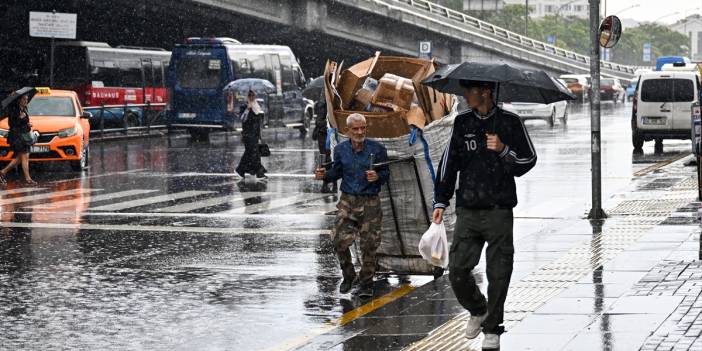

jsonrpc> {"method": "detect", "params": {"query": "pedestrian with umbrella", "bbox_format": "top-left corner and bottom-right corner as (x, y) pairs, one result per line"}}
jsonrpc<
(424, 62), (572, 350)
(235, 89), (267, 180)
(0, 87), (38, 185)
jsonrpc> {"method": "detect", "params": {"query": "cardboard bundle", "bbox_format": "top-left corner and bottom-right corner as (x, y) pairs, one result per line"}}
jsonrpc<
(323, 53), (459, 275)
(323, 53), (454, 138)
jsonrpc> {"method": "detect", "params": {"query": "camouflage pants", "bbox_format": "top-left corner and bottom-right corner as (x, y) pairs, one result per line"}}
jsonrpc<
(332, 193), (383, 287)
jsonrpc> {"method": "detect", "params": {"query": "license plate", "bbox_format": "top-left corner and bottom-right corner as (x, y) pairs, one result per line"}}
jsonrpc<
(30, 145), (50, 153)
(518, 110), (530, 114)
(178, 113), (196, 119)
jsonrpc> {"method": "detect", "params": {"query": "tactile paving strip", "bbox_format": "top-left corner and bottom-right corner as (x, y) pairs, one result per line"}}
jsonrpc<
(403, 190), (696, 351)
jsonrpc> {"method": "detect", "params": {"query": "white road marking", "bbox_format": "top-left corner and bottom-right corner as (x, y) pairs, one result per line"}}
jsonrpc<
(89, 190), (215, 211)
(28, 189), (159, 209)
(0, 221), (332, 236)
(152, 192), (270, 213)
(227, 193), (328, 214)
(48, 168), (147, 184)
(0, 188), (100, 206)
(0, 187), (46, 197)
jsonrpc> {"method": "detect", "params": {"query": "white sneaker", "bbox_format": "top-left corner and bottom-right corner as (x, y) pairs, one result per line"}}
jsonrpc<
(482, 333), (499, 350)
(464, 313), (487, 339)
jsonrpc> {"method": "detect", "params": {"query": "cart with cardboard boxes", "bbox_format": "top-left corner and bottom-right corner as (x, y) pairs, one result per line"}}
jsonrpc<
(323, 53), (458, 275)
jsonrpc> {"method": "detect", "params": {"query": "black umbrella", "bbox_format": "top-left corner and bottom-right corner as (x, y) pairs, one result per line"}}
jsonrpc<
(1, 87), (37, 110)
(422, 62), (575, 104)
(302, 76), (325, 100)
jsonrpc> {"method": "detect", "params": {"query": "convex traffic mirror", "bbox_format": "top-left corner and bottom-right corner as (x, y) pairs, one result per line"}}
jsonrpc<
(599, 15), (622, 48)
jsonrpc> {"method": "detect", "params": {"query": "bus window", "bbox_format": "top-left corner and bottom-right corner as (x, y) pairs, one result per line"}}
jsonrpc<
(119, 60), (143, 87)
(279, 54), (294, 90)
(176, 57), (223, 89)
(293, 66), (305, 88)
(231, 53), (270, 81)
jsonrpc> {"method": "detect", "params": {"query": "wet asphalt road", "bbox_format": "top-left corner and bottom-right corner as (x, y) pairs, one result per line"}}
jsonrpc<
(0, 102), (693, 350)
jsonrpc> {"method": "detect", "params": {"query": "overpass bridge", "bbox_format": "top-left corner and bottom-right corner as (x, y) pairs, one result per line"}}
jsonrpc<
(191, 0), (636, 81)
(2, 0), (636, 83)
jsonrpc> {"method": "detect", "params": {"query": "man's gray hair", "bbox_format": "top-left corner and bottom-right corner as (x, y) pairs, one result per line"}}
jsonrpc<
(346, 113), (367, 126)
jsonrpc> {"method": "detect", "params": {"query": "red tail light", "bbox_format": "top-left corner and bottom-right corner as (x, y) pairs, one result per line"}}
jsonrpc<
(226, 92), (234, 113)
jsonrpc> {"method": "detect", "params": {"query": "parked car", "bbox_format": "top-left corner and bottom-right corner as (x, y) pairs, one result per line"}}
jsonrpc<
(559, 74), (590, 102)
(502, 100), (568, 127)
(600, 78), (626, 103)
(631, 71), (700, 152)
(0, 88), (91, 171)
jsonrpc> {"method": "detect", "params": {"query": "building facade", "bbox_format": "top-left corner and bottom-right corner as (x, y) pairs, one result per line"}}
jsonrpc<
(503, 0), (588, 19)
(463, 0), (504, 12)
(669, 15), (702, 61)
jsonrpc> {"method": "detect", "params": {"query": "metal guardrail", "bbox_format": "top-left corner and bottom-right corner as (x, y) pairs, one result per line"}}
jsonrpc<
(372, 0), (637, 76)
(84, 102), (167, 139)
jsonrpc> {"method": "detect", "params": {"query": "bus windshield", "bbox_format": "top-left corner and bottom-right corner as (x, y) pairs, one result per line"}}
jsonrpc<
(176, 57), (224, 89)
(230, 52), (271, 81)
(28, 96), (76, 117)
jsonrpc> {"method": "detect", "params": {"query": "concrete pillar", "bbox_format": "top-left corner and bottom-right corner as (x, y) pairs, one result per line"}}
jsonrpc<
(292, 0), (326, 32)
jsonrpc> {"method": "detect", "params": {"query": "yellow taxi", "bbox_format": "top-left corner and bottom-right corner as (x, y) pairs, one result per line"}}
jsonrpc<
(0, 88), (91, 171)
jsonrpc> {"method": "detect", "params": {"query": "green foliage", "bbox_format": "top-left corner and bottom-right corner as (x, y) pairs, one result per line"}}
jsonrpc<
(430, 1), (690, 65)
(610, 23), (689, 66)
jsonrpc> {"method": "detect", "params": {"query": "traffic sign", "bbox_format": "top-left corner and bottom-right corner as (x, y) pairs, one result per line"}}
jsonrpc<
(642, 43), (652, 62)
(418, 41), (432, 59)
(29, 11), (77, 39)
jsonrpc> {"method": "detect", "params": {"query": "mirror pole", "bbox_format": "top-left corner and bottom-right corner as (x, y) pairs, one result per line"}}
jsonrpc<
(589, 0), (607, 219)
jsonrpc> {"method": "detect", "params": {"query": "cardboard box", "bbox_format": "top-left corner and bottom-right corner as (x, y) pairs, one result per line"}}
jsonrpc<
(333, 110), (410, 138)
(337, 52), (380, 109)
(324, 54), (451, 138)
(372, 74), (415, 111)
(350, 88), (373, 111)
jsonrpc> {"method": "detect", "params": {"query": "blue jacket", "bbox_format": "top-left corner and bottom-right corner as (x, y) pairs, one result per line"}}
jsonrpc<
(325, 139), (390, 196)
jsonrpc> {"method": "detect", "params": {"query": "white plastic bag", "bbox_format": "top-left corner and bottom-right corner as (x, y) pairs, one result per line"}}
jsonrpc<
(418, 222), (449, 268)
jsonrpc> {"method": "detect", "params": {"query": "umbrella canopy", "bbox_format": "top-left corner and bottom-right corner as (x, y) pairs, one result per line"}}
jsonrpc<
(302, 76), (325, 100)
(223, 78), (276, 95)
(422, 62), (575, 104)
(2, 87), (37, 110)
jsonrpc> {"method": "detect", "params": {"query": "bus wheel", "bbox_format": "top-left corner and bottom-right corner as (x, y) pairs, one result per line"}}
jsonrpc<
(189, 129), (210, 142)
(124, 112), (140, 128)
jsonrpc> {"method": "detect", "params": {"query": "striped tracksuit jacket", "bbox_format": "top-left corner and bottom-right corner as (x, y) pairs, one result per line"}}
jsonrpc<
(433, 107), (537, 210)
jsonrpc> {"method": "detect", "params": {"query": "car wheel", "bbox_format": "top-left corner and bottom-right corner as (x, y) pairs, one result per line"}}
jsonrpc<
(124, 112), (140, 128)
(70, 141), (89, 172)
(299, 110), (311, 137)
(632, 118), (644, 151)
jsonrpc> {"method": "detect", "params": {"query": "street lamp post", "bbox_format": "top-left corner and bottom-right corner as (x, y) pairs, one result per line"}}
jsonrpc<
(613, 4), (640, 16)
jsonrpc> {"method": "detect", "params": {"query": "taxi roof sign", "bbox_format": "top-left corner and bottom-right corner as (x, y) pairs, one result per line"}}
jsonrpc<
(35, 87), (51, 95)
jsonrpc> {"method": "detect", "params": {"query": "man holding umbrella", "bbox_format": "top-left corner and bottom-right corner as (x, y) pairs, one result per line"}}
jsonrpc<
(425, 62), (571, 350)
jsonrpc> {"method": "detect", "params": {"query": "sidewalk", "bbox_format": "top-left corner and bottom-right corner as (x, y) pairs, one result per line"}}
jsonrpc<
(296, 155), (702, 350)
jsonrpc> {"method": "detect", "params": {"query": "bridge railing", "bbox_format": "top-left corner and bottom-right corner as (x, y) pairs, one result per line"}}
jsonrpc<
(387, 0), (635, 75)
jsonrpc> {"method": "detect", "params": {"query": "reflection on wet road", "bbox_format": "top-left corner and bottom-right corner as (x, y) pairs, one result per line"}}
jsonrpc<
(0, 102), (692, 350)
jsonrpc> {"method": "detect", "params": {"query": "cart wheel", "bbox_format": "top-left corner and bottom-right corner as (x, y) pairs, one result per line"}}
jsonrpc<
(433, 266), (445, 279)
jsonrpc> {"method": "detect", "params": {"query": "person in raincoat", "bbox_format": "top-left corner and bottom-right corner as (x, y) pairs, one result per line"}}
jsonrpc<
(432, 80), (536, 350)
(236, 90), (267, 179)
(314, 113), (389, 298)
(0, 93), (35, 185)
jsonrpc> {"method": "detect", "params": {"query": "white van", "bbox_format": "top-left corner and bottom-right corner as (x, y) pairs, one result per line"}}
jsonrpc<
(632, 71), (700, 151)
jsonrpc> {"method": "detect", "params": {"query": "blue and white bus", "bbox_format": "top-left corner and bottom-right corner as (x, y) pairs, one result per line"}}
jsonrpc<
(166, 37), (311, 140)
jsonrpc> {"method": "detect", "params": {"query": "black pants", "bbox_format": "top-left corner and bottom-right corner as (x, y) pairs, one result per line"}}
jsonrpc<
(236, 134), (266, 176)
(449, 207), (514, 335)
